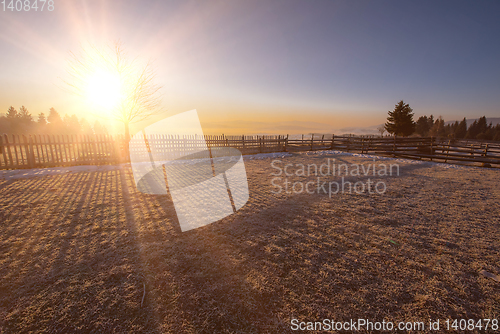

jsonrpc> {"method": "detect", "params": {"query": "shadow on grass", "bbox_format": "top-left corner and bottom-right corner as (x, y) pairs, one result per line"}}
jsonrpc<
(0, 169), (161, 333)
(1, 156), (499, 333)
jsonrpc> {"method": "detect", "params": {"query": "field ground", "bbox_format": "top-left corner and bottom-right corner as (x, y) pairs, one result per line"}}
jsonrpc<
(1, 151), (499, 333)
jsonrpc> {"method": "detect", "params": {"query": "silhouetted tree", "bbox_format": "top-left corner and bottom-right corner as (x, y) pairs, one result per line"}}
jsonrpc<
(3, 106), (19, 133)
(385, 100), (416, 136)
(455, 118), (467, 139)
(471, 116), (490, 140)
(36, 113), (47, 133)
(429, 116), (445, 137)
(493, 125), (500, 141)
(415, 116), (430, 136)
(47, 107), (61, 123)
(37, 113), (47, 125)
(427, 115), (434, 131)
(63, 114), (80, 134)
(47, 108), (63, 134)
(6, 106), (18, 120)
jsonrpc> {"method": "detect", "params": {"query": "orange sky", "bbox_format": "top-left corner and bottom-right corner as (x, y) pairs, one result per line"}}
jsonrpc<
(1, 1), (499, 136)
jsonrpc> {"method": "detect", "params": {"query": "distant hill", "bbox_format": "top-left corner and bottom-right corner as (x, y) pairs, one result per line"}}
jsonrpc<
(445, 117), (500, 127)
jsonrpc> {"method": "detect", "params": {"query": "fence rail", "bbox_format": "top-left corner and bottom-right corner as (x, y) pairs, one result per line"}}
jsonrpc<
(1, 133), (499, 170)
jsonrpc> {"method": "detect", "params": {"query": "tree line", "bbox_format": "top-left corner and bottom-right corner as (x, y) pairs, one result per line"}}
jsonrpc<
(0, 106), (108, 136)
(385, 100), (500, 141)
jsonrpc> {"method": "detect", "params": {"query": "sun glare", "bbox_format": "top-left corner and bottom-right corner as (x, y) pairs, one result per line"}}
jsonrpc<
(85, 70), (123, 111)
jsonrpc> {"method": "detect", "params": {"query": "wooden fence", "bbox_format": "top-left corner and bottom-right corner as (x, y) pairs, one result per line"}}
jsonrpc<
(0, 134), (287, 170)
(1, 133), (499, 170)
(326, 135), (500, 166)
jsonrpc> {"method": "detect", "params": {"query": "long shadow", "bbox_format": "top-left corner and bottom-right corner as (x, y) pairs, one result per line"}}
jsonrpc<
(1, 156), (496, 332)
(0, 168), (160, 333)
(124, 154), (497, 332)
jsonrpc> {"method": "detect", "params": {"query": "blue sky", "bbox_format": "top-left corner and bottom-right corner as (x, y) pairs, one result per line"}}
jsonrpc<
(0, 0), (499, 134)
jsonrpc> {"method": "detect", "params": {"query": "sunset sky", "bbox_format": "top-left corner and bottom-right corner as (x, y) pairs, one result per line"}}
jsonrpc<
(1, 0), (499, 135)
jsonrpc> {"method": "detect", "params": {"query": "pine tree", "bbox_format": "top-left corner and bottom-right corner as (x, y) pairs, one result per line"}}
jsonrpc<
(428, 115), (434, 130)
(18, 106), (33, 123)
(415, 116), (430, 136)
(429, 116), (445, 137)
(385, 100), (416, 136)
(475, 116), (490, 139)
(47, 107), (62, 124)
(63, 114), (80, 134)
(455, 118), (467, 139)
(493, 125), (500, 141)
(37, 113), (47, 125)
(465, 117), (490, 139)
(47, 108), (63, 134)
(6, 106), (18, 119)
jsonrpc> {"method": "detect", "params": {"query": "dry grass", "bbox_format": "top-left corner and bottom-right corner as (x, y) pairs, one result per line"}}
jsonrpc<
(1, 152), (499, 333)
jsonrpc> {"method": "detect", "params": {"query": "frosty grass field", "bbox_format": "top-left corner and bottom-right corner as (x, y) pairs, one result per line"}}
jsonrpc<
(0, 150), (499, 333)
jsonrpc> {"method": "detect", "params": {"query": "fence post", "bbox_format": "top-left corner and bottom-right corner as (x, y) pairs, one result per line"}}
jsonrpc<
(0, 135), (4, 169)
(285, 134), (289, 152)
(242, 135), (245, 150)
(430, 137), (434, 161)
(4, 135), (13, 167)
(28, 135), (35, 168)
(11, 135), (20, 167)
(330, 134), (335, 150)
(444, 139), (451, 163)
(48, 135), (56, 165)
(393, 135), (396, 157)
(0, 135), (5, 169)
(483, 144), (489, 157)
(310, 134), (314, 151)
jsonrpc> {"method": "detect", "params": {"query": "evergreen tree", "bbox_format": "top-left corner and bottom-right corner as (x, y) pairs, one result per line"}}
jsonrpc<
(428, 115), (434, 130)
(429, 116), (446, 137)
(493, 125), (500, 141)
(415, 116), (430, 136)
(47, 107), (62, 124)
(0, 114), (8, 134)
(18, 106), (33, 123)
(17, 106), (33, 133)
(71, 115), (81, 133)
(47, 108), (63, 133)
(385, 100), (416, 136)
(475, 116), (490, 139)
(455, 118), (467, 139)
(37, 113), (47, 125)
(37, 113), (47, 133)
(6, 106), (18, 119)
(465, 117), (490, 139)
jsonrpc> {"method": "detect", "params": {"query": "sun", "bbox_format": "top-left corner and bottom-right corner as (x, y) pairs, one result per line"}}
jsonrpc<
(85, 69), (123, 111)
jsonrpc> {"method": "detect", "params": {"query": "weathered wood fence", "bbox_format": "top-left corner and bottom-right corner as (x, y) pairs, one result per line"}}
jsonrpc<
(0, 134), (287, 169)
(1, 133), (499, 170)
(326, 135), (500, 166)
